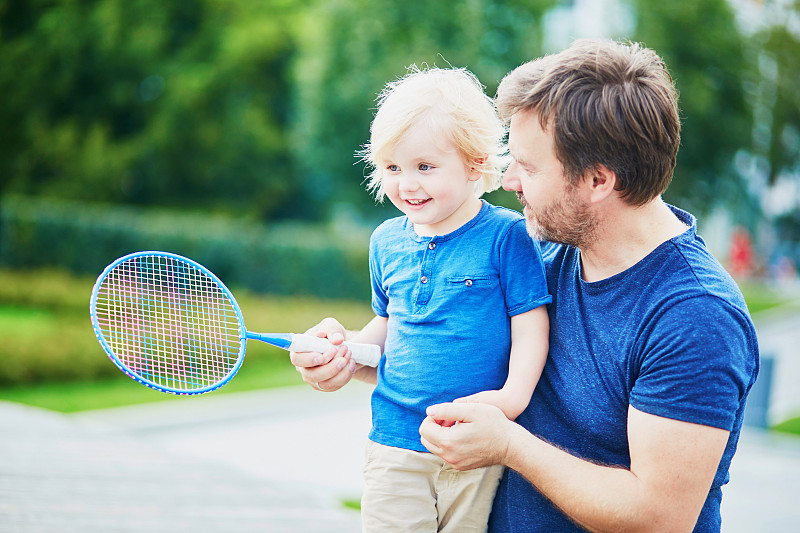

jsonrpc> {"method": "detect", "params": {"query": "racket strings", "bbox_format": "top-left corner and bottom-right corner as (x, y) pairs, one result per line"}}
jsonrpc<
(93, 255), (242, 391)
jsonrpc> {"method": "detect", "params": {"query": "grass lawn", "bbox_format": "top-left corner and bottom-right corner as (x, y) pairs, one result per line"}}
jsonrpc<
(738, 282), (796, 315)
(2, 268), (800, 441)
(0, 267), (375, 413)
(0, 353), (302, 412)
(342, 499), (362, 512)
(773, 417), (800, 437)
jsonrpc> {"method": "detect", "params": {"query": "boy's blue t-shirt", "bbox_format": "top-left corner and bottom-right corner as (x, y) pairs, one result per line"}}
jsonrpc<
(369, 200), (552, 452)
(489, 206), (760, 532)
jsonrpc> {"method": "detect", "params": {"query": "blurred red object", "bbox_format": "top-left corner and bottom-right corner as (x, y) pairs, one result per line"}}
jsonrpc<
(729, 227), (754, 278)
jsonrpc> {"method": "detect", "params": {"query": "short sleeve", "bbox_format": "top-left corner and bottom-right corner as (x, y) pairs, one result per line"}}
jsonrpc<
(499, 220), (553, 316)
(630, 296), (759, 431)
(369, 233), (389, 318)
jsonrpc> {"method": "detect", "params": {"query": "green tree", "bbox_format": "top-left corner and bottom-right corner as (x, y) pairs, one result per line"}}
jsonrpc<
(753, 1), (800, 186)
(631, 0), (754, 216)
(752, 0), (800, 266)
(0, 0), (303, 219)
(290, 0), (557, 222)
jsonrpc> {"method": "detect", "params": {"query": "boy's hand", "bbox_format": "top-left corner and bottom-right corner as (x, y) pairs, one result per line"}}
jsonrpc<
(289, 317), (356, 392)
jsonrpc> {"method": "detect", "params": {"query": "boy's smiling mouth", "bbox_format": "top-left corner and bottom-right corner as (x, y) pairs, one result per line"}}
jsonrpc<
(405, 198), (431, 206)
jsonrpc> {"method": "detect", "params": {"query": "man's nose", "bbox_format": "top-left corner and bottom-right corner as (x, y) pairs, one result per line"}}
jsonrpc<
(502, 163), (521, 192)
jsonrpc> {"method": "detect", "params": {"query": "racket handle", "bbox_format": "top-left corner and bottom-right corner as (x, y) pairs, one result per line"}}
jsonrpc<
(290, 334), (382, 367)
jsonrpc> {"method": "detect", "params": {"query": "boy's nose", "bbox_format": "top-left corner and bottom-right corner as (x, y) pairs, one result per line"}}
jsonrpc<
(399, 173), (420, 192)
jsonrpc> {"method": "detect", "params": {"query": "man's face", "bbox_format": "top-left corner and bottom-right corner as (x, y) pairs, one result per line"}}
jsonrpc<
(502, 110), (597, 248)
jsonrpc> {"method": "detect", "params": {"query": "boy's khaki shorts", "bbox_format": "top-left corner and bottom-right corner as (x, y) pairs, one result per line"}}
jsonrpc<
(361, 440), (504, 532)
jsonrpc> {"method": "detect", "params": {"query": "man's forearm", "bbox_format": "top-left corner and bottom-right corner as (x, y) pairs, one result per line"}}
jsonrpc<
(503, 423), (685, 533)
(421, 403), (718, 532)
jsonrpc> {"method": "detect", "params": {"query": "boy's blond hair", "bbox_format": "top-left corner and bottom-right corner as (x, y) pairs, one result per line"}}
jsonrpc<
(360, 66), (505, 201)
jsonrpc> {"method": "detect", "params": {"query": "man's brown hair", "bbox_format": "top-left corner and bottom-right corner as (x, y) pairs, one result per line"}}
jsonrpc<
(497, 39), (681, 206)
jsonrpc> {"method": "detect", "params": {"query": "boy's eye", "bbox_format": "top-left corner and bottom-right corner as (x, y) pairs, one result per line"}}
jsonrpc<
(386, 164), (399, 172)
(418, 163), (432, 171)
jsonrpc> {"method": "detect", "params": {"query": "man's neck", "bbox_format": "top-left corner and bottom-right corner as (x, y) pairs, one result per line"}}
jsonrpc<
(579, 199), (688, 283)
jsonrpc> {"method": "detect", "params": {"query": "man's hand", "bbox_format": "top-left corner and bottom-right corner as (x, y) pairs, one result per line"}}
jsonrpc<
(419, 402), (517, 470)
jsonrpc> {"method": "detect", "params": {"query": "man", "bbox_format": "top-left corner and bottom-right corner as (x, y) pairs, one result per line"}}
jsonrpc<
(294, 39), (759, 532)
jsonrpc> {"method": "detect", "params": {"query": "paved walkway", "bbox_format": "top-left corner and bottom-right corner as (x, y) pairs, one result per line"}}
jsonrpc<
(4, 381), (800, 532)
(0, 389), (365, 533)
(2, 293), (800, 532)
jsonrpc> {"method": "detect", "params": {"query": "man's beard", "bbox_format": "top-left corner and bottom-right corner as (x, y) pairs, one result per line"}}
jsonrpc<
(518, 188), (598, 249)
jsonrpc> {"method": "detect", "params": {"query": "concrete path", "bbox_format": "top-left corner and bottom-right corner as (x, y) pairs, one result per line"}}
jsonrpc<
(724, 429), (800, 531)
(0, 391), (364, 533)
(6, 379), (799, 533)
(73, 382), (373, 505)
(2, 293), (800, 532)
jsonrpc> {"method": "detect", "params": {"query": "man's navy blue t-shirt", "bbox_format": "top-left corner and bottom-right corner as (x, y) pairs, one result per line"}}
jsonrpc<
(488, 206), (759, 532)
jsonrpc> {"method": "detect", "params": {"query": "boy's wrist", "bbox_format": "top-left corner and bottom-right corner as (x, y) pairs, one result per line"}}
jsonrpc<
(495, 386), (532, 420)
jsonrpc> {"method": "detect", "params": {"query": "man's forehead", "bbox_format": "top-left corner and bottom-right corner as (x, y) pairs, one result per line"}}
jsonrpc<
(509, 109), (550, 132)
(508, 112), (546, 150)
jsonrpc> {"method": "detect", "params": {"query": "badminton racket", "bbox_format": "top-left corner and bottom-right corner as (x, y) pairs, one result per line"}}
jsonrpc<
(89, 250), (382, 395)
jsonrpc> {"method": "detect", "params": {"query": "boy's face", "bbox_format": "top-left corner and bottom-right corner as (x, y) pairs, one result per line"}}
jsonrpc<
(379, 121), (482, 237)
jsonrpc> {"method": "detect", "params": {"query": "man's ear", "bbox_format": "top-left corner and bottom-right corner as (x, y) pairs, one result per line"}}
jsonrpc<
(585, 164), (617, 204)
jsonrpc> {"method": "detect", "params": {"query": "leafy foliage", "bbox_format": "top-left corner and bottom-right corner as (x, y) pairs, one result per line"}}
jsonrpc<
(0, 0), (303, 219)
(0, 0), (797, 230)
(290, 0), (556, 221)
(631, 0), (753, 215)
(755, 1), (800, 186)
(0, 266), (374, 388)
(0, 195), (372, 299)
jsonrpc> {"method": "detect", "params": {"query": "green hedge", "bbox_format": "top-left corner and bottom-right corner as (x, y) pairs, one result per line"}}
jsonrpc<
(0, 267), (376, 386)
(0, 196), (372, 300)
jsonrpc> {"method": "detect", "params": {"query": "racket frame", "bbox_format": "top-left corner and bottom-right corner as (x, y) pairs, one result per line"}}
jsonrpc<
(90, 250), (247, 395)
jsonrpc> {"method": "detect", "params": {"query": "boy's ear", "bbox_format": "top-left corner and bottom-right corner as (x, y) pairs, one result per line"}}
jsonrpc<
(468, 157), (487, 181)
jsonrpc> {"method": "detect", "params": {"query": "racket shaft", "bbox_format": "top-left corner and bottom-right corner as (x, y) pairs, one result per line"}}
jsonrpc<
(292, 334), (381, 367)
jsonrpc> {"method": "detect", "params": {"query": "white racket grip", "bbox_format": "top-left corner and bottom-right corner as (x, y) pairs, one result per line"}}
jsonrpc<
(289, 334), (382, 367)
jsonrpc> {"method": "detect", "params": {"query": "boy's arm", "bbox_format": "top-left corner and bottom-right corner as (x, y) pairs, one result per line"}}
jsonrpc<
(348, 315), (387, 385)
(456, 305), (549, 419)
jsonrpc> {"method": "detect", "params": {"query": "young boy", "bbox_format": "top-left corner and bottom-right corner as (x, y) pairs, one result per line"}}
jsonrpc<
(300, 67), (551, 532)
